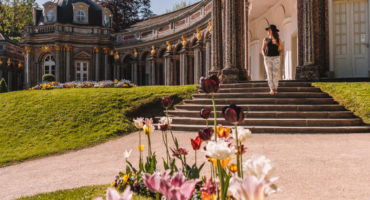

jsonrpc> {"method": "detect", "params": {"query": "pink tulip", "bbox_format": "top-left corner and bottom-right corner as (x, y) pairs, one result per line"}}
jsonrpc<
(143, 172), (161, 192)
(228, 175), (278, 200)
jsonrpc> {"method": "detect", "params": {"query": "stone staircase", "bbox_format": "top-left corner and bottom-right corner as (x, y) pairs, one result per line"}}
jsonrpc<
(166, 81), (370, 133)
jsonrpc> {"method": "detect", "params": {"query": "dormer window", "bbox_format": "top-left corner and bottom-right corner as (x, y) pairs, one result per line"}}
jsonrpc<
(43, 2), (57, 23)
(76, 10), (86, 22)
(46, 9), (55, 22)
(73, 3), (89, 24)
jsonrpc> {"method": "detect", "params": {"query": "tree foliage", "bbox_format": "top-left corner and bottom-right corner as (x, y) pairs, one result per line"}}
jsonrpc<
(0, 78), (8, 93)
(98, 0), (154, 31)
(0, 0), (38, 42)
(166, 0), (191, 13)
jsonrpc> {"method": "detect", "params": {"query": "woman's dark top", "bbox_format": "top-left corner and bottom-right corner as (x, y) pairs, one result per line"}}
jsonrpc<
(264, 37), (280, 57)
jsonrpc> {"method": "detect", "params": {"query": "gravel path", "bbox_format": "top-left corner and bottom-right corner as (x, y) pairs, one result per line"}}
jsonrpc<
(1, 132), (370, 200)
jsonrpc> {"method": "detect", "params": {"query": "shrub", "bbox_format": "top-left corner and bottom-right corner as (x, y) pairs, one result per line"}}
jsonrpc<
(42, 74), (56, 82)
(0, 78), (8, 93)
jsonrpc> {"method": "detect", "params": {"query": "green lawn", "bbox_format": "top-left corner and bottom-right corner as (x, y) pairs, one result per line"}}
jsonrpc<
(0, 86), (196, 167)
(17, 184), (153, 200)
(312, 82), (370, 124)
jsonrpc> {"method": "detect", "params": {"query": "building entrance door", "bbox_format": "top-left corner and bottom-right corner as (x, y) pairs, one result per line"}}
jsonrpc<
(333, 0), (369, 77)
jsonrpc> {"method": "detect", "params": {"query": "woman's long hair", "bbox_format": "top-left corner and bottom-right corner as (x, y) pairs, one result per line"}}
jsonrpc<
(272, 30), (280, 45)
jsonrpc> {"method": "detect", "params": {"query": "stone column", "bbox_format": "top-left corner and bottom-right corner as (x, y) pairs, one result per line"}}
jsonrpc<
(222, 0), (240, 83)
(65, 45), (72, 82)
(24, 46), (32, 88)
(205, 37), (211, 77)
(54, 44), (61, 82)
(244, 0), (250, 80)
(193, 41), (203, 84)
(164, 51), (172, 86)
(103, 48), (110, 80)
(149, 55), (156, 85)
(7, 68), (12, 91)
(114, 52), (120, 80)
(211, 0), (223, 74)
(296, 0), (320, 80)
(94, 47), (100, 81)
(131, 60), (138, 85)
(179, 48), (188, 85)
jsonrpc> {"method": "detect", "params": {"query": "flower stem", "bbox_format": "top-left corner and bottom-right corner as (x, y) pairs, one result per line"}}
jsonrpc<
(147, 133), (152, 157)
(211, 93), (217, 141)
(139, 130), (142, 164)
(235, 123), (241, 177)
(217, 160), (226, 200)
(195, 150), (197, 166)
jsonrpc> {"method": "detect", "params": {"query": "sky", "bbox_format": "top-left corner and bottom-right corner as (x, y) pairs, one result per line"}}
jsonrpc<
(35, 0), (200, 15)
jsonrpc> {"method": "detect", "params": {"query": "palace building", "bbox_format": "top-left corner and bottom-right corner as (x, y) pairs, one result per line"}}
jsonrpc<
(1, 0), (369, 90)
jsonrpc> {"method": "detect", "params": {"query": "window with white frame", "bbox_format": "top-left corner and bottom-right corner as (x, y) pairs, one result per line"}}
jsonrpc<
(44, 55), (55, 75)
(76, 61), (88, 81)
(76, 10), (86, 22)
(103, 14), (110, 27)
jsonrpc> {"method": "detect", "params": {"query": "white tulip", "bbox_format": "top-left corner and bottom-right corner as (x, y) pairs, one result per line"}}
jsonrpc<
(243, 155), (274, 179)
(159, 117), (172, 126)
(133, 118), (144, 129)
(232, 127), (252, 143)
(203, 139), (236, 160)
(123, 149), (132, 160)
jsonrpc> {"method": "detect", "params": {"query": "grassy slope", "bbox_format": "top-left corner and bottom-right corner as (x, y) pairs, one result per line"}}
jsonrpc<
(312, 82), (370, 124)
(17, 185), (152, 200)
(0, 86), (196, 167)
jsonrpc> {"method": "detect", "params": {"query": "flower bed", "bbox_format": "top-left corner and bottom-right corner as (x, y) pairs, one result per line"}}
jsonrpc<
(95, 75), (280, 200)
(31, 80), (135, 90)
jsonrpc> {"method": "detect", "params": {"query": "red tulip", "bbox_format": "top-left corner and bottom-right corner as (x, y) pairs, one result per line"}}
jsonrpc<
(200, 108), (212, 119)
(222, 104), (244, 124)
(191, 136), (202, 150)
(161, 98), (173, 109)
(198, 128), (213, 141)
(201, 75), (220, 93)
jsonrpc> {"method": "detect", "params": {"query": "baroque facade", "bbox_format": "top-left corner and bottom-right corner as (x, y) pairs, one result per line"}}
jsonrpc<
(19, 0), (370, 89)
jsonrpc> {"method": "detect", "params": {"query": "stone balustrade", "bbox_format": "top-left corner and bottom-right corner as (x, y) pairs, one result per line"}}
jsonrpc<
(24, 23), (111, 36)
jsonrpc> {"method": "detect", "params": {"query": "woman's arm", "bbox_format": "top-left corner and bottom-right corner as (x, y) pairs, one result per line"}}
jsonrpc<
(278, 40), (283, 53)
(261, 39), (266, 56)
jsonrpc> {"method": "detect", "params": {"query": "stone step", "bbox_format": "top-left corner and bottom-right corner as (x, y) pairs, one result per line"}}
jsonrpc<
(175, 104), (346, 111)
(201, 87), (322, 93)
(170, 124), (370, 133)
(184, 98), (335, 105)
(220, 82), (312, 88)
(167, 110), (355, 118)
(168, 117), (363, 126)
(193, 92), (329, 98)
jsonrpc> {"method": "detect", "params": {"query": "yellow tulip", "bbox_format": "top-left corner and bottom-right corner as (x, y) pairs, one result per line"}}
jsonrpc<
(137, 145), (144, 152)
(229, 163), (238, 173)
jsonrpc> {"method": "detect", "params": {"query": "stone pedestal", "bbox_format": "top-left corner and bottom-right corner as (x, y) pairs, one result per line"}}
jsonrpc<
(164, 52), (172, 86)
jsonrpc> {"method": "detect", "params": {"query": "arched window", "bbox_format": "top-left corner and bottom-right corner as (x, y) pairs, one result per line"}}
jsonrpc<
(103, 14), (110, 27)
(76, 10), (86, 22)
(44, 55), (55, 75)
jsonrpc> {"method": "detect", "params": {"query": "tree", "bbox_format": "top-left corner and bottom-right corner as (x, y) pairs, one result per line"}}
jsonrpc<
(98, 0), (154, 31)
(0, 78), (8, 93)
(166, 0), (191, 13)
(0, 0), (38, 42)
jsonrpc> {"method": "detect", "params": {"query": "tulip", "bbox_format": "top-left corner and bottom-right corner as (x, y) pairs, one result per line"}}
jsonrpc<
(133, 118), (144, 129)
(232, 127), (251, 143)
(93, 187), (133, 200)
(199, 128), (213, 141)
(200, 177), (217, 196)
(191, 136), (202, 150)
(137, 145), (144, 152)
(243, 155), (274, 180)
(143, 172), (161, 192)
(123, 149), (132, 160)
(162, 97), (173, 109)
(200, 108), (212, 119)
(229, 163), (238, 173)
(159, 172), (197, 200)
(222, 104), (245, 124)
(203, 139), (236, 161)
(201, 75), (220, 93)
(216, 125), (231, 138)
(228, 175), (278, 200)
